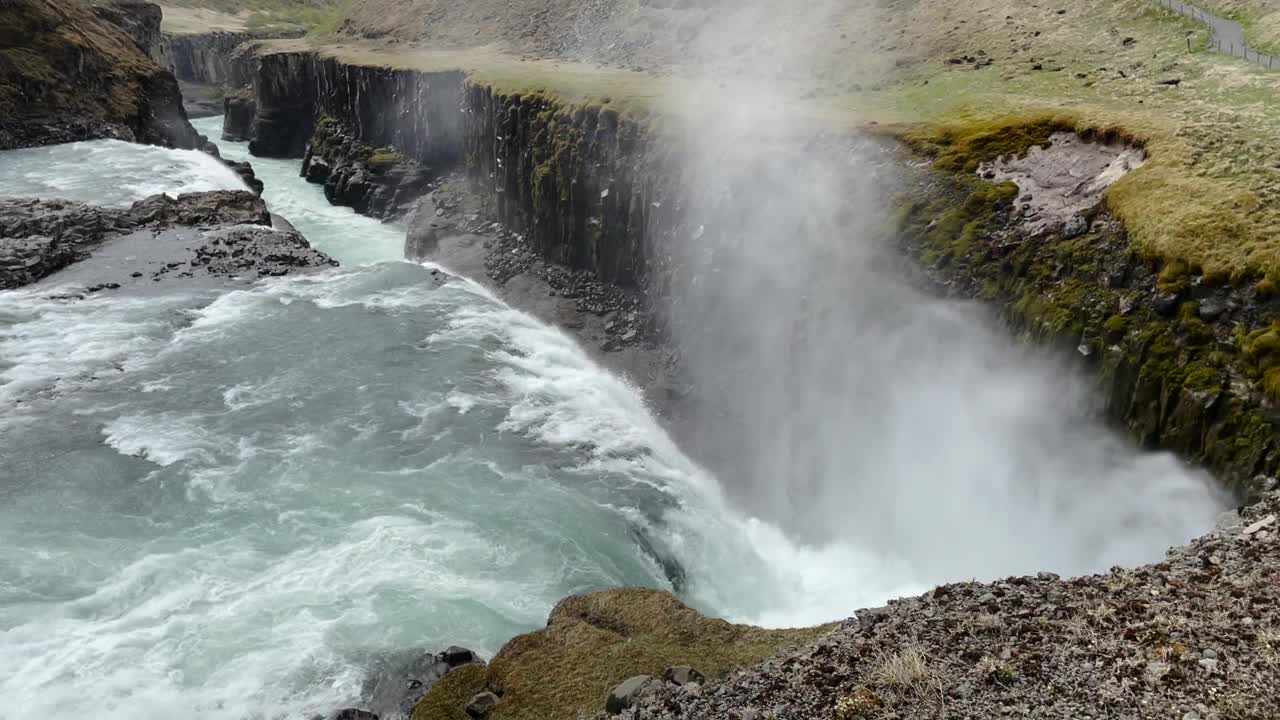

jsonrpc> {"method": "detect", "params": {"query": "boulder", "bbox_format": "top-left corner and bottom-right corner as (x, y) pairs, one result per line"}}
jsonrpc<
(190, 226), (336, 277)
(304, 154), (333, 184)
(662, 666), (705, 686)
(606, 675), (660, 715)
(360, 647), (485, 720)
(222, 90), (257, 143)
(404, 197), (446, 259)
(127, 191), (271, 227)
(223, 160), (265, 195)
(465, 691), (500, 718)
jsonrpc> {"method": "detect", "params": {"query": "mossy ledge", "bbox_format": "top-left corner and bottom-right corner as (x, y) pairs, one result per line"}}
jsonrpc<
(894, 116), (1280, 497)
(411, 588), (823, 720)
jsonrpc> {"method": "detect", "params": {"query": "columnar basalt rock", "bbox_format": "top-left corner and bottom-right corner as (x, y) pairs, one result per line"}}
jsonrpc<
(222, 89), (257, 142)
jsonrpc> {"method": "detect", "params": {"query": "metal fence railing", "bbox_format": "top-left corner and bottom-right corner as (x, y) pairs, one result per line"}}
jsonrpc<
(1152, 0), (1280, 69)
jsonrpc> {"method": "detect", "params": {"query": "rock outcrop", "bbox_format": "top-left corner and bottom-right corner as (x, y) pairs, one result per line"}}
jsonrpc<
(0, 0), (202, 150)
(222, 88), (257, 142)
(0, 191), (334, 289)
(300, 117), (434, 219)
(896, 122), (1280, 497)
(408, 589), (818, 720)
(603, 494), (1280, 720)
(161, 30), (291, 86)
(89, 0), (165, 62)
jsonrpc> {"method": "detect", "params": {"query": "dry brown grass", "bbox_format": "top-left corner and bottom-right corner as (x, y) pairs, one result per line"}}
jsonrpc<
(873, 647), (939, 695)
(158, 5), (249, 34)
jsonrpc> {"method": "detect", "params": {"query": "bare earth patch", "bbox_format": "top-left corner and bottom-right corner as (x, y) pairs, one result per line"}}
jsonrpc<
(981, 132), (1147, 235)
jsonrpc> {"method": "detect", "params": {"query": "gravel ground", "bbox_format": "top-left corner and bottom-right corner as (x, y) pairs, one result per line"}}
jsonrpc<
(602, 493), (1280, 720)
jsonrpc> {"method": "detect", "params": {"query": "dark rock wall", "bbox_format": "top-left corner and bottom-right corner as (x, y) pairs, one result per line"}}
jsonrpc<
(896, 173), (1280, 499)
(462, 87), (667, 288)
(248, 51), (316, 157)
(161, 31), (300, 86)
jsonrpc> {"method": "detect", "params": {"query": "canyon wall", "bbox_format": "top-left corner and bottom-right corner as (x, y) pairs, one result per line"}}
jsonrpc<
(161, 30), (303, 87)
(239, 47), (1280, 498)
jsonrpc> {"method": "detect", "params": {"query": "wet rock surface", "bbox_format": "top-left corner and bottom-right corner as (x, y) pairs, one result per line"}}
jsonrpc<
(404, 174), (683, 414)
(330, 646), (485, 720)
(601, 494), (1280, 720)
(222, 89), (257, 142)
(302, 118), (435, 220)
(0, 191), (333, 289)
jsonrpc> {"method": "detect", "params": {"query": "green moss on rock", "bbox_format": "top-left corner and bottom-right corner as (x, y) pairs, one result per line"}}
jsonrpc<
(367, 146), (402, 172)
(899, 114), (1078, 174)
(411, 589), (822, 720)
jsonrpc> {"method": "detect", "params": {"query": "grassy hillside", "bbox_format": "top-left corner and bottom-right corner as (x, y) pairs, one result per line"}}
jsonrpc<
(159, 0), (347, 33)
(273, 0), (1280, 279)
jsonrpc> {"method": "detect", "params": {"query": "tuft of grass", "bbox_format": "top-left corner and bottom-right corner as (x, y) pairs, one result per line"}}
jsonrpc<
(872, 647), (939, 696)
(410, 589), (823, 720)
(976, 655), (1018, 685)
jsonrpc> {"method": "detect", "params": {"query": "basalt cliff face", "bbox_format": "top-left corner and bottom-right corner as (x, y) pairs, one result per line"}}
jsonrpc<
(0, 0), (202, 150)
(233, 45), (1280, 498)
(160, 30), (302, 87)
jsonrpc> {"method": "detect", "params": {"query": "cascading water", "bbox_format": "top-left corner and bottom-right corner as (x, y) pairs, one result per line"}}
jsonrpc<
(0, 119), (924, 720)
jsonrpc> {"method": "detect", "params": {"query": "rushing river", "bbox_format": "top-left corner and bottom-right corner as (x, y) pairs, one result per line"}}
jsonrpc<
(0, 117), (1223, 720)
(0, 120), (925, 720)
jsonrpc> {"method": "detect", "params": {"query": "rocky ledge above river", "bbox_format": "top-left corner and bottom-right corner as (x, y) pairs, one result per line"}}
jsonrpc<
(0, 190), (336, 290)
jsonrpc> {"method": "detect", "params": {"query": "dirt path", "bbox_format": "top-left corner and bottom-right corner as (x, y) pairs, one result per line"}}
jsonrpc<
(1154, 0), (1280, 66)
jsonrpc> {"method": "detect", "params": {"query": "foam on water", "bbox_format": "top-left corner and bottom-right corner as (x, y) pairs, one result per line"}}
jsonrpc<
(0, 139), (247, 207)
(0, 258), (921, 720)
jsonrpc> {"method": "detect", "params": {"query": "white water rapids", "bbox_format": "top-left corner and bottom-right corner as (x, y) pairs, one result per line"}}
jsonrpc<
(0, 116), (1224, 720)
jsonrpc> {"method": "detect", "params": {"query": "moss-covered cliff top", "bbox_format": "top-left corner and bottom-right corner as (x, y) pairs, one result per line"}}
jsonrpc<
(256, 0), (1280, 280)
(410, 588), (824, 720)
